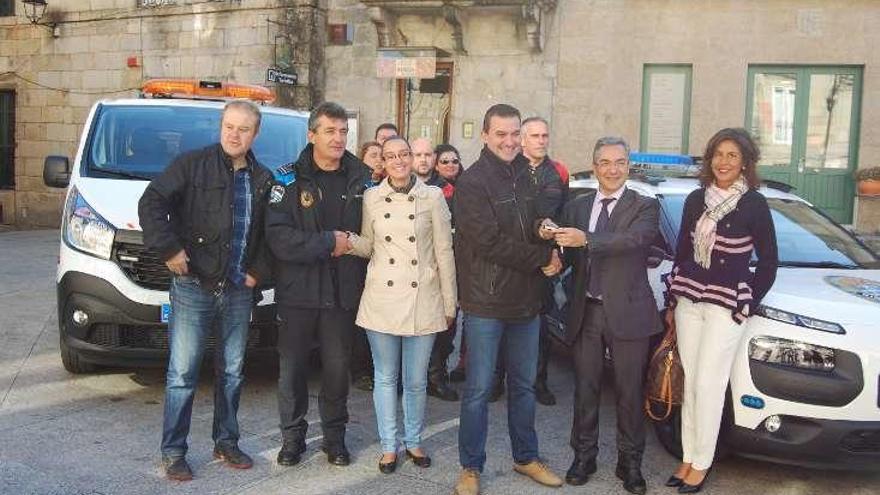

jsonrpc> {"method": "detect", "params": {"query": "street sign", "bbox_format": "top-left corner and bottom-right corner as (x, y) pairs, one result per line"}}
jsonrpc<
(267, 67), (297, 86)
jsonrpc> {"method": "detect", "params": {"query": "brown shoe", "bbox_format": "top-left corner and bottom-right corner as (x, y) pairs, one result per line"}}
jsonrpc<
(453, 468), (480, 495)
(513, 460), (564, 487)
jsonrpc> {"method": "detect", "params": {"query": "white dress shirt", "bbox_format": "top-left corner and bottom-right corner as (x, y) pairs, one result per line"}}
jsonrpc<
(588, 186), (626, 232)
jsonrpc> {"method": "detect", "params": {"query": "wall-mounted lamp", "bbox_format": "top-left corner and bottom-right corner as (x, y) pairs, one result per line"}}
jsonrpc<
(22, 0), (60, 38)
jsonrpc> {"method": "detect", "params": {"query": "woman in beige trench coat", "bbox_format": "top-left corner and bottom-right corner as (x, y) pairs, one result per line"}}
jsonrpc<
(349, 136), (457, 474)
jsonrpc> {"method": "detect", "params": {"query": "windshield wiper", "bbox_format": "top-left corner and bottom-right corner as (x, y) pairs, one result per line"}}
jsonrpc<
(90, 167), (152, 181)
(777, 260), (858, 269)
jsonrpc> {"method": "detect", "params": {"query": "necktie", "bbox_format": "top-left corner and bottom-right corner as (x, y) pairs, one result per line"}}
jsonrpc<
(588, 197), (615, 298)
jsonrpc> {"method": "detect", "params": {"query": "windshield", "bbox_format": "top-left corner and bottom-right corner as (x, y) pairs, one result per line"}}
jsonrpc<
(84, 104), (308, 179)
(661, 193), (880, 269)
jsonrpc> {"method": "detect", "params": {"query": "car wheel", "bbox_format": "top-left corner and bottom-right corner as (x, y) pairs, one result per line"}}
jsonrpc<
(653, 391), (735, 461)
(653, 406), (684, 459)
(59, 309), (97, 374)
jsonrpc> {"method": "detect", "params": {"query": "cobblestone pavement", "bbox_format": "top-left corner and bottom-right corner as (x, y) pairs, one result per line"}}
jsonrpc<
(1, 230), (878, 495)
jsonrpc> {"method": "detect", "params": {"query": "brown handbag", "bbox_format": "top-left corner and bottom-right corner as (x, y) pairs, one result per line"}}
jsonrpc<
(644, 326), (684, 421)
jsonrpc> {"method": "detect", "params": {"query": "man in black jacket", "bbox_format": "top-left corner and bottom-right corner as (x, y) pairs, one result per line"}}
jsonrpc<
(139, 100), (273, 481)
(490, 116), (570, 406)
(452, 104), (564, 495)
(265, 101), (369, 468)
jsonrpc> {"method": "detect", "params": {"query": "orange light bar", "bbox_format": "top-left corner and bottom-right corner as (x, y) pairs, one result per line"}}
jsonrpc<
(141, 79), (275, 103)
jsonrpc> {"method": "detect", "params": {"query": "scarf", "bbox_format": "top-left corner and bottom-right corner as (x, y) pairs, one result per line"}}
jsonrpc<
(693, 177), (748, 269)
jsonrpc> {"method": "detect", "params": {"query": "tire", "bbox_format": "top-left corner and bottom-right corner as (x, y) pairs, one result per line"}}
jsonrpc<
(653, 406), (684, 459)
(653, 391), (735, 461)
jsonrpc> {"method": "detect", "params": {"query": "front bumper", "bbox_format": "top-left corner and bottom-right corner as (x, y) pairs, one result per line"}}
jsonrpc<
(722, 415), (880, 470)
(59, 271), (277, 368)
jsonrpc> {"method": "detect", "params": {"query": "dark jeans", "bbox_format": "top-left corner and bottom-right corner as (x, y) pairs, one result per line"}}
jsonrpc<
(458, 312), (540, 472)
(428, 310), (458, 380)
(494, 314), (552, 386)
(161, 276), (253, 459)
(351, 326), (374, 381)
(277, 306), (354, 449)
(570, 300), (650, 464)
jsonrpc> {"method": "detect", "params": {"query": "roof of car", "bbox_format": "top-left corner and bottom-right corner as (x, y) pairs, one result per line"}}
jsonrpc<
(569, 176), (809, 204)
(96, 98), (310, 118)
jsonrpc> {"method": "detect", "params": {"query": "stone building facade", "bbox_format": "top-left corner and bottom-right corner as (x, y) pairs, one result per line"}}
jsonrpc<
(1, 0), (879, 232)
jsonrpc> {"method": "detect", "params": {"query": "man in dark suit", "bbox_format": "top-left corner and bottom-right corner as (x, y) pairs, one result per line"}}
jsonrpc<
(544, 136), (662, 495)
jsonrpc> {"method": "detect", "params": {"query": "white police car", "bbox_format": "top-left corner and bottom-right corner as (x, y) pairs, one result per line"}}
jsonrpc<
(547, 173), (880, 470)
(43, 80), (309, 373)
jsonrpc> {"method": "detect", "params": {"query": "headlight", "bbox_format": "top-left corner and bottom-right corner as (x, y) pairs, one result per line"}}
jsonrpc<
(756, 305), (846, 335)
(63, 188), (115, 260)
(749, 336), (835, 372)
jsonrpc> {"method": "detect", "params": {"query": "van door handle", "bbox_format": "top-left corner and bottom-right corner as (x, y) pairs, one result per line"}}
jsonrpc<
(797, 156), (805, 173)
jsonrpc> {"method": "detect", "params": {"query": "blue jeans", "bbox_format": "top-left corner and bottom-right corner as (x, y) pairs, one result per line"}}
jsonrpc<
(458, 313), (540, 471)
(161, 276), (253, 459)
(366, 330), (436, 453)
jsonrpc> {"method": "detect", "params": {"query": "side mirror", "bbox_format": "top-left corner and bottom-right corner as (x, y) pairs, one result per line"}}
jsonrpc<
(647, 245), (672, 269)
(43, 155), (70, 188)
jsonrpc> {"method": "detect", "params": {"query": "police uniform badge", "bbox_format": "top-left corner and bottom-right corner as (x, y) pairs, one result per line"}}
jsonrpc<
(300, 190), (315, 209)
(269, 185), (285, 204)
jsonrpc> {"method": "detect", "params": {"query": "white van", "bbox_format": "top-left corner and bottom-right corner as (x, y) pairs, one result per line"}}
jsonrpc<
(43, 80), (309, 373)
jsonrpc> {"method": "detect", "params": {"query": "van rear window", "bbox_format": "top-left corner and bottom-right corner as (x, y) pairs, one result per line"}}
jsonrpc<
(84, 105), (308, 179)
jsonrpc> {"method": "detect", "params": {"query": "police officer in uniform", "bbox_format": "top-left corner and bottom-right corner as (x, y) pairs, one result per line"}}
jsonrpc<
(265, 102), (369, 468)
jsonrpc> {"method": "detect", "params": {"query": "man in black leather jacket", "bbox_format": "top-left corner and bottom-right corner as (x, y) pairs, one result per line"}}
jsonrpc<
(138, 100), (272, 481)
(265, 101), (369, 468)
(452, 104), (564, 495)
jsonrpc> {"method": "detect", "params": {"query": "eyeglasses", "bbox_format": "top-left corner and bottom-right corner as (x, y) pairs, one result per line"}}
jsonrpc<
(382, 150), (412, 161)
(439, 158), (460, 165)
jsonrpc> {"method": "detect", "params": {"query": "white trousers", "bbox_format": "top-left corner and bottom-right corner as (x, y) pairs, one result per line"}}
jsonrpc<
(674, 298), (744, 470)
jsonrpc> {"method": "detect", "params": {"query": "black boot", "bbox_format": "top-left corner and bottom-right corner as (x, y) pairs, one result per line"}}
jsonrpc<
(427, 372), (459, 401)
(534, 379), (556, 406)
(488, 377), (504, 403)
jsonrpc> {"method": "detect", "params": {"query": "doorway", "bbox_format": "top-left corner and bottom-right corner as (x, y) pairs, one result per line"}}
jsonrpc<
(746, 65), (862, 223)
(396, 62), (453, 144)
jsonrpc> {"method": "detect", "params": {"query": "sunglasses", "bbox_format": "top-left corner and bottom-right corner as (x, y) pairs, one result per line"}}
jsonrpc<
(439, 158), (460, 165)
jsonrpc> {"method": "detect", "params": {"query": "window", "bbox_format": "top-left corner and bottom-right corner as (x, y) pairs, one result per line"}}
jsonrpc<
(0, 91), (14, 189)
(0, 0), (13, 17)
(640, 64), (692, 154)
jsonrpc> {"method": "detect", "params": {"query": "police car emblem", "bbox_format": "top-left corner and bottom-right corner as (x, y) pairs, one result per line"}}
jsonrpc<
(300, 190), (315, 208)
(269, 185), (285, 204)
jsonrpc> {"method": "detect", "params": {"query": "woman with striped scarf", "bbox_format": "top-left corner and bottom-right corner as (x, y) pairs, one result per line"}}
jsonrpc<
(664, 128), (778, 493)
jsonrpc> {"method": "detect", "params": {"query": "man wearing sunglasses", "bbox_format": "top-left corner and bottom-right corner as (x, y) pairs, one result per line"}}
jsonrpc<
(410, 137), (459, 402)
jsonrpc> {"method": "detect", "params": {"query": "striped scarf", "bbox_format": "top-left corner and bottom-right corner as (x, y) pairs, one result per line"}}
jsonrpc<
(694, 177), (748, 269)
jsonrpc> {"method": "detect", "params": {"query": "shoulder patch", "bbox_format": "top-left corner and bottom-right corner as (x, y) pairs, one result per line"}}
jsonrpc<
(269, 184), (286, 204)
(273, 163), (297, 186)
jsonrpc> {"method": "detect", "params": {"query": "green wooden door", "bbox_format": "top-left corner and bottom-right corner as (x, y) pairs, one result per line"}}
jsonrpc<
(746, 66), (862, 223)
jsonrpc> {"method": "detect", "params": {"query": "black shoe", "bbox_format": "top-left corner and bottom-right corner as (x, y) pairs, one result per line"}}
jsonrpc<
(488, 380), (504, 403)
(213, 444), (253, 469)
(277, 440), (305, 466)
(162, 456), (193, 482)
(352, 374), (374, 392)
(405, 449), (432, 468)
(321, 445), (351, 466)
(427, 378), (460, 402)
(565, 456), (596, 486)
(678, 469), (710, 493)
(535, 382), (557, 406)
(615, 464), (647, 495)
(665, 475), (684, 487)
(378, 455), (397, 474)
(449, 368), (466, 383)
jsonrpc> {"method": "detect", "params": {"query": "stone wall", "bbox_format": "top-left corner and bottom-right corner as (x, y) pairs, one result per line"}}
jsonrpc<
(0, 0), (320, 227)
